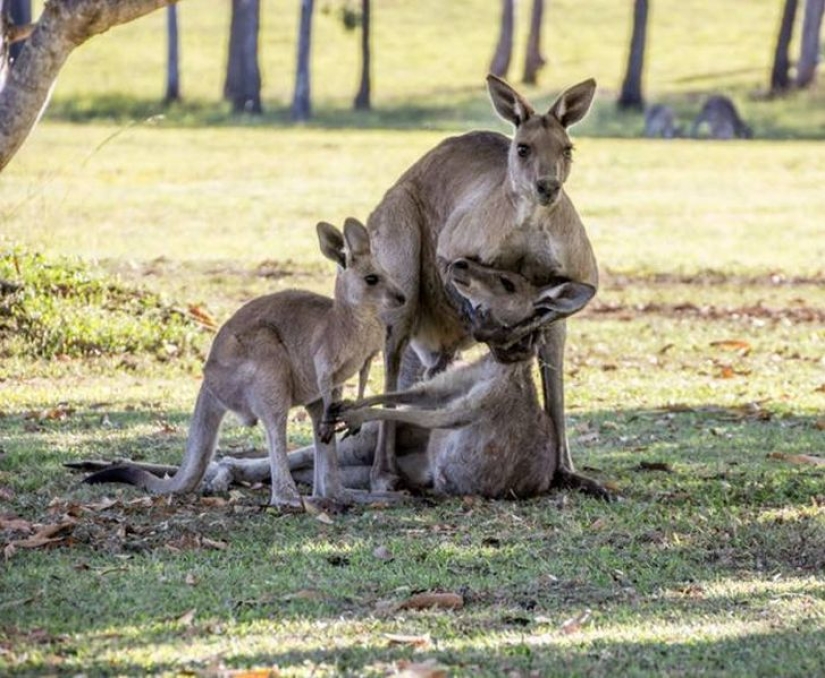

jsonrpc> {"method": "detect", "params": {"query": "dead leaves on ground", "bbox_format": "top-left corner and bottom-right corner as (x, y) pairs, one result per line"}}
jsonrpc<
(2, 494), (238, 561)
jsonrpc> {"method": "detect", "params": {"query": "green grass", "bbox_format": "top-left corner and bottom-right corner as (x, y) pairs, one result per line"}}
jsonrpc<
(2, 1), (825, 675)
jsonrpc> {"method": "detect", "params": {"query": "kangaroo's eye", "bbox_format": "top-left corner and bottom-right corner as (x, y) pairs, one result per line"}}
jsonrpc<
(500, 276), (517, 293)
(516, 144), (530, 158)
(563, 145), (574, 160)
(364, 274), (379, 286)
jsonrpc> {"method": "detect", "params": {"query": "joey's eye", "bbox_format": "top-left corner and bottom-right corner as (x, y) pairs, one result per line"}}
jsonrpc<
(364, 274), (379, 286)
(500, 276), (517, 293)
(517, 144), (530, 158)
(563, 145), (574, 160)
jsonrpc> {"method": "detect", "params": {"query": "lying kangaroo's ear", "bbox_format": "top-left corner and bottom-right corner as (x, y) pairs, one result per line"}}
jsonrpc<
(534, 281), (596, 321)
(487, 74), (535, 127)
(317, 221), (346, 268)
(549, 78), (596, 129)
(342, 217), (371, 259)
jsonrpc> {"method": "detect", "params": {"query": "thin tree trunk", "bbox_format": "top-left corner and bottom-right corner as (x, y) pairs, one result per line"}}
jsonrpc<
(489, 0), (514, 78)
(771, 0), (799, 93)
(523, 0), (546, 84)
(353, 0), (370, 110)
(617, 0), (648, 110)
(796, 0), (825, 87)
(164, 3), (180, 103)
(8, 0), (31, 62)
(0, 0), (172, 173)
(224, 0), (262, 114)
(292, 0), (314, 121)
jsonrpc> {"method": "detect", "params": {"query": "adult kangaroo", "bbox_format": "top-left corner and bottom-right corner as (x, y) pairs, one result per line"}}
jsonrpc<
(367, 75), (599, 492)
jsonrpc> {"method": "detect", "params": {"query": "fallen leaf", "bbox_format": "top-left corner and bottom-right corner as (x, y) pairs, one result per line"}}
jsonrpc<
(710, 339), (752, 353)
(200, 496), (228, 507)
(176, 608), (197, 627)
(185, 573), (198, 586)
(559, 608), (591, 635)
(188, 304), (218, 330)
(767, 452), (825, 466)
(373, 545), (394, 561)
(280, 589), (322, 601)
(315, 512), (334, 525)
(815, 420), (825, 431)
(384, 632), (432, 648)
(394, 659), (448, 678)
(397, 591), (464, 611)
(201, 537), (228, 550)
(717, 366), (736, 379)
(0, 516), (33, 533)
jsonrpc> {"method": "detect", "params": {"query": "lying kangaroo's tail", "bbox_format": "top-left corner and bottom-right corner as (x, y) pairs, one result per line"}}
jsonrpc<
(83, 386), (225, 494)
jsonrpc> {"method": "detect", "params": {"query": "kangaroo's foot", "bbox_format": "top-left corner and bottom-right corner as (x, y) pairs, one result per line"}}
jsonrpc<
(554, 467), (613, 502)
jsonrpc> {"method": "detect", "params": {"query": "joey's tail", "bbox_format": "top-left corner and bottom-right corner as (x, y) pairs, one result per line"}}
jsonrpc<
(83, 386), (225, 494)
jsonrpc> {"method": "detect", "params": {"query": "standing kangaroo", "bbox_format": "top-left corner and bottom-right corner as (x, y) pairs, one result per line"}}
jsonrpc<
(322, 258), (598, 498)
(84, 218), (406, 509)
(366, 75), (599, 492)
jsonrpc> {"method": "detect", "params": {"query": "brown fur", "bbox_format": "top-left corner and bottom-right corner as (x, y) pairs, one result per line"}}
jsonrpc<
(84, 219), (405, 508)
(365, 75), (599, 491)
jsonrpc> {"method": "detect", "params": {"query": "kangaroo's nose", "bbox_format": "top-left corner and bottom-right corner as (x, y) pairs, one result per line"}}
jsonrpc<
(536, 179), (560, 204)
(394, 292), (407, 305)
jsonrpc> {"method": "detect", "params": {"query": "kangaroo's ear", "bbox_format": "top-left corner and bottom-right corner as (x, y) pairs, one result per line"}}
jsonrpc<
(342, 217), (371, 259)
(487, 74), (535, 127)
(534, 281), (596, 321)
(549, 78), (596, 129)
(317, 221), (346, 268)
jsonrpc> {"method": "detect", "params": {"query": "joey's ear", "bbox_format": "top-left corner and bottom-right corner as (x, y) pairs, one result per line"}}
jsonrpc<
(317, 221), (346, 268)
(534, 281), (596, 322)
(342, 217), (371, 258)
(549, 78), (596, 128)
(487, 74), (535, 127)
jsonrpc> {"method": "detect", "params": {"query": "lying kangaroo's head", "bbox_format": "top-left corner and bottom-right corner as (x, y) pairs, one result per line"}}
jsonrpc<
(317, 218), (406, 319)
(448, 257), (596, 362)
(487, 75), (596, 209)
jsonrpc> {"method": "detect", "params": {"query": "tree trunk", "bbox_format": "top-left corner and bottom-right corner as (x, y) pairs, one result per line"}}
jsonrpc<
(164, 2), (180, 103)
(8, 0), (31, 63)
(291, 0), (314, 121)
(522, 0), (546, 84)
(353, 0), (370, 111)
(224, 0), (262, 114)
(796, 0), (825, 87)
(617, 0), (649, 110)
(489, 0), (514, 78)
(0, 0), (172, 173)
(771, 0), (799, 93)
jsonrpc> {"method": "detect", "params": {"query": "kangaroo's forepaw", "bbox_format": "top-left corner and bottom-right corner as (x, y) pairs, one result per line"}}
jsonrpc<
(370, 471), (403, 493)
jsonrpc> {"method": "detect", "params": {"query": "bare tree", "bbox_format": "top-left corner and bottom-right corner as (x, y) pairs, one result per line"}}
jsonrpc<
(796, 0), (825, 87)
(617, 0), (649, 110)
(353, 0), (370, 111)
(0, 0), (173, 173)
(771, 0), (799, 93)
(292, 0), (314, 121)
(489, 0), (514, 78)
(224, 0), (262, 114)
(164, 2), (180, 103)
(523, 0), (546, 84)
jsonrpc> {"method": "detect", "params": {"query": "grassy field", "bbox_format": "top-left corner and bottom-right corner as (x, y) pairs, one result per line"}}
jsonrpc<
(2, 1), (825, 676)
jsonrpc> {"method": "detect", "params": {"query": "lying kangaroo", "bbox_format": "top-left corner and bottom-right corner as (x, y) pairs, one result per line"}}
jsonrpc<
(84, 218), (406, 508)
(691, 95), (752, 140)
(324, 258), (598, 498)
(182, 258), (600, 499)
(366, 75), (599, 491)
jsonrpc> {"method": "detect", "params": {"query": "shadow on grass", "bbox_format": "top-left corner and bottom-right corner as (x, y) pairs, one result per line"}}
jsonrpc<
(42, 86), (825, 140)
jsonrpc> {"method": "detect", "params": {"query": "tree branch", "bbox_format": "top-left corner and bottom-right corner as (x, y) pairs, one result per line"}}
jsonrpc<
(0, 0), (173, 172)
